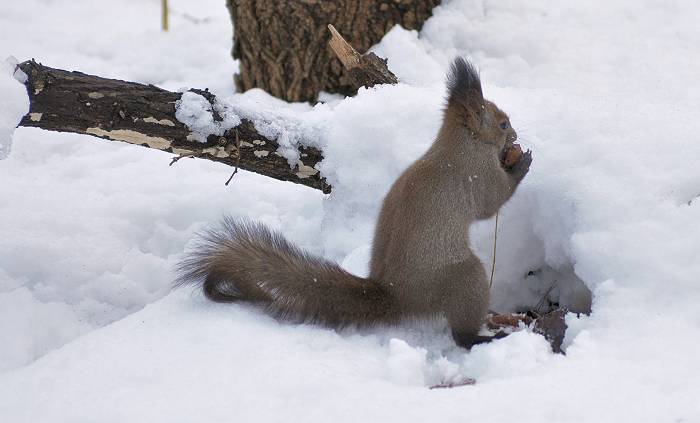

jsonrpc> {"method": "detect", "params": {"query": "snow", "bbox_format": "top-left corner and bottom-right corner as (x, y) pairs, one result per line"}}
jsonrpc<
(1, 0), (700, 421)
(222, 88), (329, 167)
(0, 56), (29, 159)
(175, 91), (241, 143)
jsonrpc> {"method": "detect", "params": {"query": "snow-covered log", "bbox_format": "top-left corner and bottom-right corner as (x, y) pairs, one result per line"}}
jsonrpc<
(16, 49), (399, 193)
(16, 60), (332, 193)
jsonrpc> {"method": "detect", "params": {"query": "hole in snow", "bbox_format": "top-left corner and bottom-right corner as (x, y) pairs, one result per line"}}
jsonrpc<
(469, 195), (593, 316)
(492, 264), (591, 315)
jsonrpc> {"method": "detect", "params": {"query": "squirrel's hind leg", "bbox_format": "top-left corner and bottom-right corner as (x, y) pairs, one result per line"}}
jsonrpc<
(442, 259), (493, 349)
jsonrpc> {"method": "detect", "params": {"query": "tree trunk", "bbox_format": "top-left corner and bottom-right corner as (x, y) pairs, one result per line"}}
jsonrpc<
(227, 0), (439, 102)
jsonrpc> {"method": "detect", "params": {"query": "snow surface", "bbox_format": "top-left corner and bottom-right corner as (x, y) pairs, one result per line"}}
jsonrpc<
(175, 91), (241, 143)
(1, 0), (700, 421)
(0, 56), (28, 159)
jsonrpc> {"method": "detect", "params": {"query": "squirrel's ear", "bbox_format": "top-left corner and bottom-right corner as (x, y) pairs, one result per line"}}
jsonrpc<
(445, 57), (485, 132)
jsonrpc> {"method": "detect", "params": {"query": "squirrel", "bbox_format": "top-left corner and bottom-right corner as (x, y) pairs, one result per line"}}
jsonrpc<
(175, 57), (532, 348)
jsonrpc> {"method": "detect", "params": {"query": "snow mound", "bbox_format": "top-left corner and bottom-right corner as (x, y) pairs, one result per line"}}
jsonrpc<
(0, 56), (29, 159)
(175, 90), (241, 143)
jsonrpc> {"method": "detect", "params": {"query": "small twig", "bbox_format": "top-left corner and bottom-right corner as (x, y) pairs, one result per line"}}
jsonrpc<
(429, 377), (476, 389)
(224, 130), (242, 186)
(535, 283), (558, 313)
(169, 153), (195, 166)
(489, 211), (499, 289)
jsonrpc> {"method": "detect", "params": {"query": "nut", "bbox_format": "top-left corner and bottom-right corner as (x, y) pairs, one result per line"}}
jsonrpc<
(501, 143), (523, 169)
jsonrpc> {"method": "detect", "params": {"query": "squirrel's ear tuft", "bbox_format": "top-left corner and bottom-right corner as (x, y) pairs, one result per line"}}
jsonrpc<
(445, 57), (484, 130)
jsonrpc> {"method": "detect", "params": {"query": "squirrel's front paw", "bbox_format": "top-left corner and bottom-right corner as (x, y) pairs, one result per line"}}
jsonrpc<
(501, 143), (522, 169)
(509, 149), (532, 180)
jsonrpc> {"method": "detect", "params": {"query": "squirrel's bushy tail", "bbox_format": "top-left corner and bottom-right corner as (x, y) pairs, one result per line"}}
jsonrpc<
(176, 217), (394, 328)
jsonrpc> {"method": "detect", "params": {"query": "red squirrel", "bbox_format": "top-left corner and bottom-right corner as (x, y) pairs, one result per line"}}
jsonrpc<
(176, 57), (531, 348)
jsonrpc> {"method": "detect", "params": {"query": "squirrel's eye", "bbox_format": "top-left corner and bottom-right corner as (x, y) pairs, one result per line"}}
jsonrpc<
(499, 121), (509, 130)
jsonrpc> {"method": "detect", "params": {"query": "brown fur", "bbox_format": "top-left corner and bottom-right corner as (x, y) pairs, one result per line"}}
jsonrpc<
(176, 218), (397, 327)
(175, 58), (531, 348)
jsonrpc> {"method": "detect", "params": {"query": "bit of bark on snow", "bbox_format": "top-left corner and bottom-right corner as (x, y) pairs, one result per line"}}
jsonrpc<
(327, 24), (398, 89)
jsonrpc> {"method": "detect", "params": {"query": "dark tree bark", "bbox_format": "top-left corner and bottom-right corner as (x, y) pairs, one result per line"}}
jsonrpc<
(227, 0), (440, 102)
(533, 308), (568, 354)
(17, 60), (331, 193)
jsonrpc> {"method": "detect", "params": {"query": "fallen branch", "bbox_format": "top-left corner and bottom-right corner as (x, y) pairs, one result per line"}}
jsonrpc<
(15, 27), (402, 194)
(17, 60), (331, 193)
